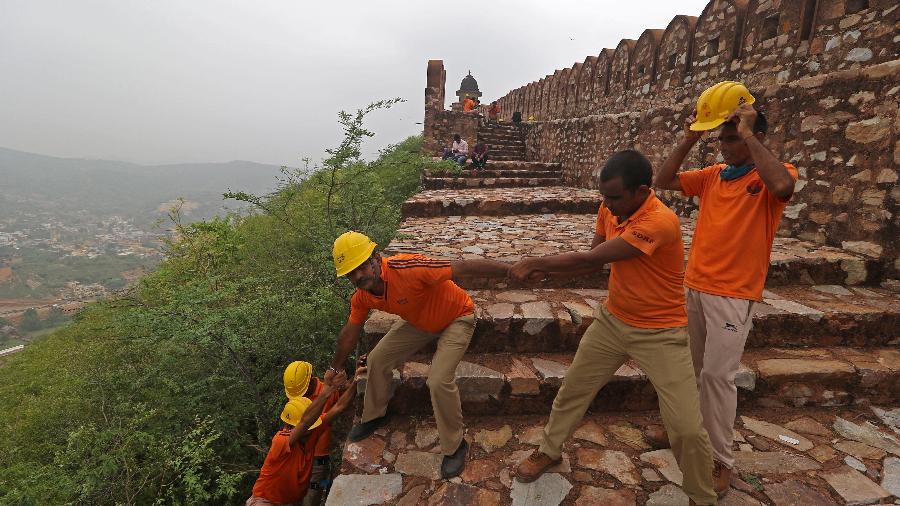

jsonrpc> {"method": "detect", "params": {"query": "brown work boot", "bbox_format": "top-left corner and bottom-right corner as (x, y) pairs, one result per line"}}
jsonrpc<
(514, 449), (560, 483)
(644, 424), (671, 449)
(713, 460), (732, 498)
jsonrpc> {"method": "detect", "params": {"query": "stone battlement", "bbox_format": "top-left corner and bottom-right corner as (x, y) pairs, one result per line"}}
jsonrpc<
(424, 0), (899, 278)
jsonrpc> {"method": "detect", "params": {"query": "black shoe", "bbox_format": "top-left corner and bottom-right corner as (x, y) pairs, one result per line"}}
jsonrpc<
(348, 416), (388, 442)
(440, 440), (468, 479)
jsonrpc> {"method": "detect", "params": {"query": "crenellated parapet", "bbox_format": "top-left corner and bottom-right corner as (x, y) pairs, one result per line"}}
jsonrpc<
(491, 0), (897, 119)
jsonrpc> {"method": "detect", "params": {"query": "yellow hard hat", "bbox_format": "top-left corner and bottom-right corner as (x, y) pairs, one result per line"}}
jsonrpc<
(283, 361), (313, 399)
(333, 231), (377, 277)
(690, 81), (756, 131)
(280, 397), (324, 429)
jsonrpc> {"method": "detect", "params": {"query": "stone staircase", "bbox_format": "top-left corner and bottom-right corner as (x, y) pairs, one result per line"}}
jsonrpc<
(476, 123), (527, 162)
(327, 165), (900, 504)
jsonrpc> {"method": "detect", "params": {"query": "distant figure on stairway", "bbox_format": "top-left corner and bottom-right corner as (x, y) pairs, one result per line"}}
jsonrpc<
(441, 134), (469, 165)
(471, 143), (489, 170)
(650, 81), (797, 499)
(488, 101), (501, 123)
(463, 96), (476, 112)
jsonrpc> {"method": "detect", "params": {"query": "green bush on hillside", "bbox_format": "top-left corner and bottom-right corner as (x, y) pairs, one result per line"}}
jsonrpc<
(0, 99), (443, 505)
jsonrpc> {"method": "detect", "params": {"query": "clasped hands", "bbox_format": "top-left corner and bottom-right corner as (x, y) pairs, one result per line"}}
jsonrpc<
(507, 258), (550, 283)
(324, 363), (366, 389)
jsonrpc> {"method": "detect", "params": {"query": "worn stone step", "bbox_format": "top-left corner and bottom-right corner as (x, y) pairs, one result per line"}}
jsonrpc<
(362, 286), (900, 353)
(422, 176), (563, 190)
(333, 404), (900, 505)
(401, 187), (602, 218)
(482, 161), (560, 170)
(367, 346), (900, 417)
(429, 159), (560, 171)
(477, 137), (525, 146)
(388, 213), (885, 286)
(488, 150), (525, 158)
(489, 155), (528, 162)
(424, 168), (562, 178)
(477, 140), (525, 149)
(489, 146), (526, 153)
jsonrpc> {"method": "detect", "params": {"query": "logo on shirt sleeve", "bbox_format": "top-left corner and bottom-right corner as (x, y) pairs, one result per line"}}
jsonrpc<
(631, 230), (654, 244)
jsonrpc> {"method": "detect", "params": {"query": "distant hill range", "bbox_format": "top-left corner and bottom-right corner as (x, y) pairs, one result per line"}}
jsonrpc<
(0, 147), (284, 222)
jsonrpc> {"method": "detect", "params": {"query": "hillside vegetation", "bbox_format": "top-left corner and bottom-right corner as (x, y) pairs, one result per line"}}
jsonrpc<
(0, 148), (282, 222)
(0, 100), (449, 505)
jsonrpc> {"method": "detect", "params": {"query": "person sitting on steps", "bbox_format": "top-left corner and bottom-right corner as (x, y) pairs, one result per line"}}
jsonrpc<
(441, 134), (468, 166)
(471, 142), (489, 170)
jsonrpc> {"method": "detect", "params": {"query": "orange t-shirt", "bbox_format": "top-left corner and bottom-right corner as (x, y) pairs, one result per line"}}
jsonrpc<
(596, 192), (688, 329)
(251, 428), (319, 504)
(679, 163), (798, 301)
(307, 379), (341, 457)
(463, 98), (475, 112)
(348, 254), (474, 333)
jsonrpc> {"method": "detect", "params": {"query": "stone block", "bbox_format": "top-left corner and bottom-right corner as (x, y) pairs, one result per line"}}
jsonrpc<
(325, 474), (403, 506)
(822, 466), (891, 505)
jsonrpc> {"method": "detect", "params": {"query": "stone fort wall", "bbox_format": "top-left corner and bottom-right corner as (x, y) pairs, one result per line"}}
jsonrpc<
(424, 0), (899, 278)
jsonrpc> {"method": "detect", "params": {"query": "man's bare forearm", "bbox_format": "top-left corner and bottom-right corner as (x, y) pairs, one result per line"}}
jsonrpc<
(290, 383), (336, 445)
(451, 259), (510, 279)
(655, 138), (695, 190)
(330, 323), (361, 370)
(746, 136), (794, 197)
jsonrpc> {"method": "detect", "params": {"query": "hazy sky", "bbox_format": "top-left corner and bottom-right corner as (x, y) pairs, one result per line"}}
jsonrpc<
(1, 0), (709, 166)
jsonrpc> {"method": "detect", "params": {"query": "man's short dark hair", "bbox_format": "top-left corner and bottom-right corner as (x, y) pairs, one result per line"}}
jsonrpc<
(453, 134), (461, 141)
(599, 150), (653, 191)
(724, 109), (768, 134)
(753, 110), (768, 134)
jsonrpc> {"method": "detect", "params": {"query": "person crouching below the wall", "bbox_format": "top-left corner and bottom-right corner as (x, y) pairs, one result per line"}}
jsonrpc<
(247, 364), (363, 506)
(650, 81), (796, 499)
(283, 361), (359, 506)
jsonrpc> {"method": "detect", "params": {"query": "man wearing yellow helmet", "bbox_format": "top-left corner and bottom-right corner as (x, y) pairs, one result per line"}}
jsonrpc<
(283, 361), (345, 506)
(652, 81), (797, 498)
(327, 231), (510, 479)
(247, 364), (364, 506)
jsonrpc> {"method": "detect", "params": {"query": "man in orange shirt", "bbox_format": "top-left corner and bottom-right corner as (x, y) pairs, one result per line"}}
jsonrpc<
(652, 90), (797, 497)
(325, 231), (510, 479)
(463, 96), (475, 112)
(247, 365), (362, 506)
(510, 150), (716, 506)
(283, 361), (343, 506)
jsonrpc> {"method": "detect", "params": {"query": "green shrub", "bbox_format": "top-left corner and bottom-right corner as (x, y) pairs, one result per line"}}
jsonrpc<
(0, 100), (444, 505)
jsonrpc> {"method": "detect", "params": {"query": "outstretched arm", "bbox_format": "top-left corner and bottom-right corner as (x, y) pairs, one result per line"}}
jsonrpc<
(321, 366), (366, 425)
(510, 237), (643, 281)
(655, 110), (702, 191)
(325, 322), (363, 386)
(450, 259), (510, 281)
(289, 383), (335, 446)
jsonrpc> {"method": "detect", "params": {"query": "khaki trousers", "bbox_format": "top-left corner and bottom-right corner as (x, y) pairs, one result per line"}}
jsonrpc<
(539, 305), (717, 505)
(362, 314), (474, 455)
(687, 288), (755, 469)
